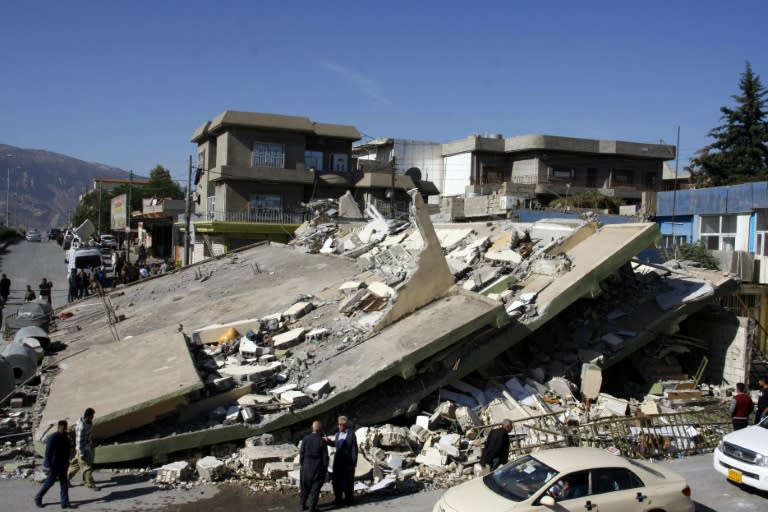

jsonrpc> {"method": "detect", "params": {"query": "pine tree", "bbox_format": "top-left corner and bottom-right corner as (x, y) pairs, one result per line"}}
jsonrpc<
(690, 62), (768, 186)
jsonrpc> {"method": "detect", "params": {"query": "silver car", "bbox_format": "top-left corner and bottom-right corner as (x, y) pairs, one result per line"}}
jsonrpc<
(433, 447), (694, 512)
(26, 229), (42, 242)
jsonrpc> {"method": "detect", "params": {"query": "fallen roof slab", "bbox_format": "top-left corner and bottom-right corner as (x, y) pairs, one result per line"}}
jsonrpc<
(35, 326), (203, 445)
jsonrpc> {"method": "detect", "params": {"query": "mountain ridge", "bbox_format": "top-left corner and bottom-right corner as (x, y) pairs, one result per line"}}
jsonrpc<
(0, 144), (137, 229)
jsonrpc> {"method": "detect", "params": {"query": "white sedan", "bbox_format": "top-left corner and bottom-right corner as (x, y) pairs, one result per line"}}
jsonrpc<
(713, 416), (768, 491)
(433, 447), (694, 512)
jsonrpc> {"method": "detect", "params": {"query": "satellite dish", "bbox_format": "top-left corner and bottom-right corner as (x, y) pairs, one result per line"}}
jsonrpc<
(405, 167), (422, 182)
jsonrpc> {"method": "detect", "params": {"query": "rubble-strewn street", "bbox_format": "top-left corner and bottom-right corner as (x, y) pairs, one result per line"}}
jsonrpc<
(0, 194), (754, 509)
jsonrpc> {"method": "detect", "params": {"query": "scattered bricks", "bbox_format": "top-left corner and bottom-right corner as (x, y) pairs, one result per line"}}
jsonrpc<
(263, 461), (296, 479)
(580, 363), (603, 401)
(260, 313), (283, 332)
(454, 406), (482, 432)
(282, 301), (314, 322)
(223, 406), (241, 424)
(280, 390), (312, 407)
(367, 281), (395, 298)
(377, 425), (410, 449)
(210, 443), (237, 459)
(241, 407), (259, 424)
(219, 364), (275, 384)
(245, 433), (276, 448)
(196, 456), (225, 481)
(306, 328), (330, 341)
(237, 394), (272, 406)
(338, 288), (368, 314)
(409, 424), (430, 443)
(415, 447), (446, 467)
(386, 453), (403, 469)
(272, 328), (305, 350)
(268, 383), (298, 396)
(305, 380), (330, 396)
(355, 455), (373, 480)
(339, 281), (365, 293)
(429, 401), (455, 428)
(239, 338), (260, 358)
(437, 434), (461, 459)
(239, 444), (299, 474)
(156, 461), (192, 483)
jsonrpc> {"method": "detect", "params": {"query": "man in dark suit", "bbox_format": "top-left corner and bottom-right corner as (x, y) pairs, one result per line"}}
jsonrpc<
(324, 415), (357, 507)
(300, 420), (329, 512)
(35, 420), (72, 508)
(480, 419), (513, 470)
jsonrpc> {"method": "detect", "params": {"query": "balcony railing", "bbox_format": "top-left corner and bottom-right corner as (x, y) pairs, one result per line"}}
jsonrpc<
(208, 209), (311, 224)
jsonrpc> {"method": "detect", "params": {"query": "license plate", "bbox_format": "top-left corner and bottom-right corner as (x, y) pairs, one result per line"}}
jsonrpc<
(727, 468), (743, 484)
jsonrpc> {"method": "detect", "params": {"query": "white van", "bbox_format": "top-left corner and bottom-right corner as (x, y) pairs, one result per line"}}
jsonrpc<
(66, 247), (103, 280)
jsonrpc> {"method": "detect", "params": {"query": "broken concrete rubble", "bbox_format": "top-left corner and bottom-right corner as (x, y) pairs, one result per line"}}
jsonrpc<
(29, 187), (739, 478)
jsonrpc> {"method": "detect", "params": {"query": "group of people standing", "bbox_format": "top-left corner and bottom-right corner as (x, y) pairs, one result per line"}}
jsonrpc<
(67, 267), (108, 303)
(299, 415), (358, 512)
(35, 408), (98, 508)
(730, 377), (768, 430)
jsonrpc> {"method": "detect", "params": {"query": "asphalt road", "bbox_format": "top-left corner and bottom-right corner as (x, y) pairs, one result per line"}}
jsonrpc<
(1, 236), (68, 315)
(1, 453), (766, 511)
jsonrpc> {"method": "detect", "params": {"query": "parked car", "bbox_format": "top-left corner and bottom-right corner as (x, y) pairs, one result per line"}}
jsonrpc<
(713, 416), (768, 491)
(25, 229), (42, 242)
(48, 227), (62, 242)
(433, 447), (694, 512)
(99, 233), (117, 249)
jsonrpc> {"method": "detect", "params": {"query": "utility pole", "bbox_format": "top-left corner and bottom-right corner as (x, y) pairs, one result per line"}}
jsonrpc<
(126, 170), (132, 264)
(97, 180), (102, 233)
(390, 156), (396, 218)
(184, 155), (192, 266)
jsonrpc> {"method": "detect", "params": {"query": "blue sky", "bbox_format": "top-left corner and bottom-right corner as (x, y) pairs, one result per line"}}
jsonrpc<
(1, 0), (767, 184)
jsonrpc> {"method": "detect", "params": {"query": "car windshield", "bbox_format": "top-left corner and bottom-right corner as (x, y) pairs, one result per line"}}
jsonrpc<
(760, 416), (768, 429)
(483, 455), (558, 502)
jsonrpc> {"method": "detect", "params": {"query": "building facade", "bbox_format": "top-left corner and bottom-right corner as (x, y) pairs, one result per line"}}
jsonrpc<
(189, 111), (360, 253)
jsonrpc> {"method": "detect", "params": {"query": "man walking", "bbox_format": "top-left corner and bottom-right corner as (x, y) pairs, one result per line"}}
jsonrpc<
(38, 278), (52, 305)
(0, 273), (10, 304)
(35, 420), (72, 508)
(730, 382), (754, 431)
(300, 420), (329, 512)
(68, 407), (99, 490)
(480, 419), (513, 470)
(324, 415), (357, 507)
(755, 376), (768, 425)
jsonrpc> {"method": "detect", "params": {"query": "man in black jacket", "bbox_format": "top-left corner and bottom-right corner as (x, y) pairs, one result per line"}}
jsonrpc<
(300, 420), (329, 512)
(324, 415), (358, 507)
(480, 419), (513, 470)
(35, 420), (72, 508)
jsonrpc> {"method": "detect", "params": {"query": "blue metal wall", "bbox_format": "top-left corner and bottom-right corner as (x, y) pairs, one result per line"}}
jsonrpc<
(656, 215), (694, 242)
(657, 181), (768, 216)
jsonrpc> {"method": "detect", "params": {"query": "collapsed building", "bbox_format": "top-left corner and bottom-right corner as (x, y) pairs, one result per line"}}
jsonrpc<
(1, 190), (748, 490)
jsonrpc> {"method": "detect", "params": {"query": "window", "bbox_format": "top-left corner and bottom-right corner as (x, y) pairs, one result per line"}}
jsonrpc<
(304, 151), (323, 171)
(645, 172), (658, 189)
(206, 196), (215, 220)
(613, 170), (633, 185)
(330, 153), (348, 172)
(249, 194), (281, 211)
(590, 468), (643, 495)
(700, 215), (736, 251)
(197, 150), (206, 170)
(552, 167), (574, 180)
(253, 142), (285, 168)
(662, 234), (687, 249)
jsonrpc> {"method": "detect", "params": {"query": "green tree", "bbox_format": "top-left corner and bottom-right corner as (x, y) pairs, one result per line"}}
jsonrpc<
(71, 190), (111, 231)
(690, 62), (768, 186)
(143, 165), (184, 200)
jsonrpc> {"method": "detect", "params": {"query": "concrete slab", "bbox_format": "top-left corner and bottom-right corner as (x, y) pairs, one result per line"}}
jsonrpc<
(36, 326), (204, 442)
(272, 328), (305, 350)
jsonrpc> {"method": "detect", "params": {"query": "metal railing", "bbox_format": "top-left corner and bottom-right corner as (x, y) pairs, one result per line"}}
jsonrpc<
(207, 209), (311, 224)
(483, 406), (732, 461)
